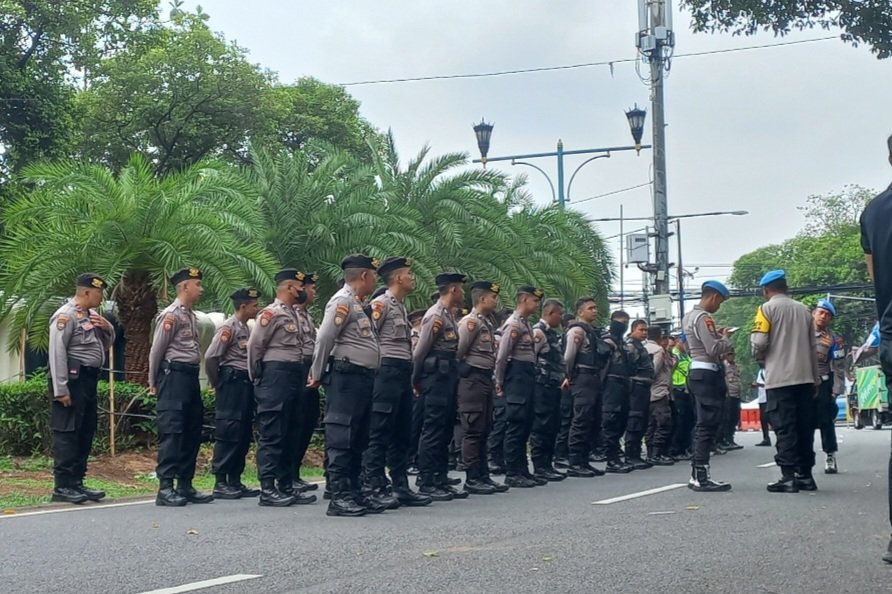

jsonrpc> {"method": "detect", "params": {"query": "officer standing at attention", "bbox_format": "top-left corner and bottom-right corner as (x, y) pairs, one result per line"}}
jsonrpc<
(362, 257), (431, 508)
(494, 285), (543, 488)
(150, 267), (213, 507)
(624, 320), (655, 470)
(553, 313), (578, 469)
(812, 299), (844, 474)
(668, 334), (694, 459)
(487, 307), (514, 475)
(751, 270), (821, 493)
(563, 297), (607, 478)
(205, 288), (261, 500)
(406, 308), (425, 476)
(293, 273), (321, 493)
(414, 272), (468, 501)
(48, 273), (115, 504)
(456, 281), (504, 495)
(601, 310), (634, 474)
(644, 326), (677, 466)
(247, 269), (316, 507)
(530, 299), (569, 482)
(310, 255), (382, 517)
(682, 280), (734, 492)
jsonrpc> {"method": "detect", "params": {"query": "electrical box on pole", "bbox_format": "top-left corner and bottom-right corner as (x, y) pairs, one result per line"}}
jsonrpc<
(626, 234), (650, 264)
(648, 294), (674, 325)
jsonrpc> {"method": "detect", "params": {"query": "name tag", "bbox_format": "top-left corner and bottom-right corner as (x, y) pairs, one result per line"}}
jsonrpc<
(445, 330), (457, 340)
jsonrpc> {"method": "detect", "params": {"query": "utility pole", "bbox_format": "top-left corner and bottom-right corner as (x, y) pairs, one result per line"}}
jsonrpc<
(637, 0), (674, 297)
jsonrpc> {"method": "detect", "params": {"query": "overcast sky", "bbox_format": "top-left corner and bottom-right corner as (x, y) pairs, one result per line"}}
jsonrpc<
(192, 0), (891, 311)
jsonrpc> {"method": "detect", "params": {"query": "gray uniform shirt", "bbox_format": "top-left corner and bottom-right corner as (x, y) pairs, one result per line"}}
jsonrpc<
(204, 315), (250, 386)
(311, 284), (380, 381)
(751, 294), (820, 390)
(457, 308), (495, 370)
(247, 298), (303, 381)
(370, 289), (411, 360)
(412, 300), (459, 383)
(494, 312), (535, 389)
(647, 340), (675, 402)
(682, 304), (733, 364)
(148, 298), (200, 388)
(49, 299), (115, 397)
(296, 306), (317, 359)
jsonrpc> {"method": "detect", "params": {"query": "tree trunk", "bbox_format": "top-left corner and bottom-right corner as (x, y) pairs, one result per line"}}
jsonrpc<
(115, 270), (157, 385)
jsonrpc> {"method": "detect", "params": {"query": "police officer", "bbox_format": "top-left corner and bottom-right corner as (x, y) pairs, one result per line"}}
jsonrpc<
(414, 272), (468, 501)
(310, 254), (382, 517)
(456, 281), (506, 495)
(812, 299), (844, 474)
(554, 314), (577, 469)
(407, 309), (425, 475)
(624, 319), (655, 470)
(205, 288), (261, 500)
(682, 280), (734, 492)
(644, 326), (676, 465)
(495, 285), (543, 488)
(669, 334), (694, 459)
(247, 269), (316, 507)
(362, 257), (431, 507)
(752, 270), (821, 493)
(48, 273), (115, 504)
(487, 308), (514, 475)
(601, 310), (634, 474)
(293, 272), (321, 493)
(150, 267), (213, 506)
(530, 298), (569, 482)
(563, 297), (607, 477)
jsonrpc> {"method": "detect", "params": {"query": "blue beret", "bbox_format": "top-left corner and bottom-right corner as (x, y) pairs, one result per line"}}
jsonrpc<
(816, 299), (836, 317)
(702, 280), (730, 299)
(759, 269), (786, 287)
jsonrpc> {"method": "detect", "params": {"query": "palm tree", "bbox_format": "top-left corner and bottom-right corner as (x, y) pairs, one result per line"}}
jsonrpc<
(0, 154), (278, 383)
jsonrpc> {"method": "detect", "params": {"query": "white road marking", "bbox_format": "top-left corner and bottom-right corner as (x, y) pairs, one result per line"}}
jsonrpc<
(136, 574), (262, 594)
(592, 483), (686, 505)
(756, 462), (777, 468)
(1, 498), (154, 519)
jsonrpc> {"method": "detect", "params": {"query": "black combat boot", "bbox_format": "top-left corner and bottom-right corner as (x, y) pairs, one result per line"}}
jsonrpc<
(326, 479), (367, 517)
(488, 460), (506, 476)
(624, 445), (653, 470)
(648, 448), (675, 466)
(605, 459), (634, 474)
(363, 479), (400, 510)
(277, 479), (295, 496)
(74, 480), (106, 501)
(767, 467), (799, 493)
(793, 467), (818, 492)
(418, 472), (454, 502)
(478, 464), (509, 493)
(534, 464), (567, 482)
(156, 479), (187, 507)
(294, 477), (319, 492)
(213, 474), (242, 500)
(553, 456), (570, 469)
(229, 474), (260, 497)
(259, 479), (297, 507)
(437, 473), (469, 499)
(323, 478), (333, 500)
(688, 465), (732, 492)
(52, 482), (88, 505)
(504, 473), (537, 488)
(391, 475), (432, 507)
(463, 466), (497, 495)
(177, 479), (214, 504)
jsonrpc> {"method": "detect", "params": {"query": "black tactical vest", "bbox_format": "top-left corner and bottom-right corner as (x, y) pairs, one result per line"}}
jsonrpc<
(534, 320), (565, 386)
(566, 321), (610, 369)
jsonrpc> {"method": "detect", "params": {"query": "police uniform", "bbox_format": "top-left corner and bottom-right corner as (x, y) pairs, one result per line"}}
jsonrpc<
(624, 335), (655, 469)
(669, 340), (694, 458)
(563, 319), (608, 475)
(407, 309), (425, 473)
(311, 255), (382, 516)
(456, 282), (504, 495)
(149, 267), (211, 505)
(414, 273), (466, 500)
(530, 317), (567, 480)
(644, 339), (676, 465)
(682, 280), (734, 491)
(206, 288), (259, 499)
(494, 286), (541, 487)
(248, 269), (315, 507)
(487, 313), (509, 474)
(48, 274), (115, 503)
(293, 273), (321, 491)
(601, 323), (634, 473)
(361, 257), (430, 507)
(813, 299), (844, 473)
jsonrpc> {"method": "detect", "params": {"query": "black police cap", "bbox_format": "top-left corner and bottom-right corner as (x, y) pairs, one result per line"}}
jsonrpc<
(408, 309), (425, 324)
(302, 272), (318, 285)
(517, 284), (544, 298)
(470, 280), (500, 295)
(275, 268), (305, 284)
(377, 256), (411, 278)
(435, 272), (466, 287)
(77, 273), (107, 290)
(341, 254), (379, 271)
(170, 267), (202, 286)
(230, 288), (260, 301)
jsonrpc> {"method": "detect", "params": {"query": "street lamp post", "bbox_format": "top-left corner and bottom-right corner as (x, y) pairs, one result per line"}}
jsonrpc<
(472, 108), (651, 209)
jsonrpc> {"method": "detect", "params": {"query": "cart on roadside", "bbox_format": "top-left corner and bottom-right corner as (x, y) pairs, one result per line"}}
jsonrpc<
(850, 323), (889, 430)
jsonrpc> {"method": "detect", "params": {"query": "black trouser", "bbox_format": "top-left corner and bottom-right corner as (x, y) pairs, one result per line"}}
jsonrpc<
(324, 364), (375, 489)
(624, 381), (652, 458)
(457, 365), (494, 479)
(156, 362), (203, 482)
(759, 402), (771, 442)
(530, 382), (562, 470)
(554, 387), (573, 460)
(878, 339), (892, 531)
(645, 397), (673, 452)
(503, 361), (536, 476)
(293, 385), (320, 479)
(254, 361), (304, 483)
(52, 366), (100, 488)
(601, 376), (630, 462)
(720, 397), (741, 444)
(417, 355), (458, 484)
(766, 383), (816, 472)
(669, 388), (694, 455)
(567, 370), (602, 465)
(488, 389), (507, 467)
(815, 376), (838, 454)
(687, 368), (724, 466)
(211, 367), (254, 480)
(409, 384), (424, 468)
(363, 358), (413, 487)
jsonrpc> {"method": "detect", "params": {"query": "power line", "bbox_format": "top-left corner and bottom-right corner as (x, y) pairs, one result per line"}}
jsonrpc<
(572, 182), (652, 205)
(339, 37), (837, 87)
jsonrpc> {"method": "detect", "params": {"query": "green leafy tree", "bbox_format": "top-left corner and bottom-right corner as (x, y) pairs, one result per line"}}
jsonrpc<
(681, 0), (892, 59)
(0, 154), (278, 383)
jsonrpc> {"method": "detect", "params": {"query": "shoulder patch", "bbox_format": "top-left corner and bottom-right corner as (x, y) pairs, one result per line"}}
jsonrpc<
(162, 313), (175, 332)
(56, 314), (70, 331)
(220, 327), (232, 343)
(466, 320), (477, 332)
(705, 317), (716, 334)
(432, 317), (443, 333)
(371, 301), (384, 320)
(260, 309), (274, 327)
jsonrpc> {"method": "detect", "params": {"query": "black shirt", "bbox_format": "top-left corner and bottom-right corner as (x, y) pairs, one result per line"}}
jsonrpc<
(861, 184), (892, 338)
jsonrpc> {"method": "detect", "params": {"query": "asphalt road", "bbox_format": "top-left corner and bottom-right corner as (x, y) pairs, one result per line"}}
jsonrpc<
(2, 427), (890, 594)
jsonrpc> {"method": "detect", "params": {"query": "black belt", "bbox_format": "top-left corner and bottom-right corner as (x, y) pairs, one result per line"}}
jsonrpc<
(220, 366), (249, 380)
(262, 360), (304, 371)
(162, 360), (199, 375)
(381, 357), (412, 370)
(632, 378), (653, 386)
(429, 350), (456, 361)
(466, 364), (493, 376)
(331, 359), (376, 377)
(301, 356), (313, 367)
(574, 366), (600, 375)
(508, 360), (536, 369)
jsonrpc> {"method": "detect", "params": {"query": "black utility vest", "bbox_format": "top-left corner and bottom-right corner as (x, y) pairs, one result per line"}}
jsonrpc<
(534, 320), (565, 386)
